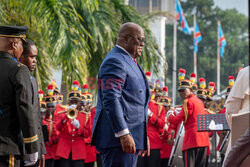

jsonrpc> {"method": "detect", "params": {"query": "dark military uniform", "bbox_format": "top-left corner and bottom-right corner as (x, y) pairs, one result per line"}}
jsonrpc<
(0, 51), (38, 166)
(29, 76), (47, 166)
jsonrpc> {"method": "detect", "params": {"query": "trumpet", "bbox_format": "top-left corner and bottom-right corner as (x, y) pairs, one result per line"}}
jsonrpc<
(67, 105), (78, 120)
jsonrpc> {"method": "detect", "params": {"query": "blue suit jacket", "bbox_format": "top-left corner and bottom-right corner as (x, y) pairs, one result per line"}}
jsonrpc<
(91, 46), (150, 150)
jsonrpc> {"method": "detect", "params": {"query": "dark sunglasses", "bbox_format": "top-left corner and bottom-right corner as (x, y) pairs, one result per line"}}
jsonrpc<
(127, 35), (145, 43)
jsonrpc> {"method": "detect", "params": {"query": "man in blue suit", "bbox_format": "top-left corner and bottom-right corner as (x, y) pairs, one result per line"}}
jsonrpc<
(91, 22), (150, 167)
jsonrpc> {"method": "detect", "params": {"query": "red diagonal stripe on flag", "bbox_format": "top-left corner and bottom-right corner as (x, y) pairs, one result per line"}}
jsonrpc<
(219, 36), (225, 42)
(195, 32), (201, 38)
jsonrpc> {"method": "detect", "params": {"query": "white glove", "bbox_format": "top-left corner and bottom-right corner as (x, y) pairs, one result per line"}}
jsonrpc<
(164, 123), (169, 131)
(71, 118), (80, 129)
(24, 152), (38, 166)
(166, 110), (174, 118)
(147, 109), (152, 116)
(68, 104), (77, 110)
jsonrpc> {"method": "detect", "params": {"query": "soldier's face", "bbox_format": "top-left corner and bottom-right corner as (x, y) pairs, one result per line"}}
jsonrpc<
(20, 45), (38, 72)
(179, 88), (192, 99)
(205, 100), (211, 108)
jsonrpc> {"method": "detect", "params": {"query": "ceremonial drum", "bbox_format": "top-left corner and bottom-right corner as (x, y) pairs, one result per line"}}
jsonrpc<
(168, 122), (185, 167)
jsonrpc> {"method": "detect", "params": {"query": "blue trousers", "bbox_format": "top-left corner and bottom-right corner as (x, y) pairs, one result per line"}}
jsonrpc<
(98, 147), (139, 167)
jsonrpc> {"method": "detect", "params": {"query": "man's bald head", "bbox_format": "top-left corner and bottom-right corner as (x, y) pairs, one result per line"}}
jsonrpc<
(118, 22), (143, 38)
(116, 22), (145, 58)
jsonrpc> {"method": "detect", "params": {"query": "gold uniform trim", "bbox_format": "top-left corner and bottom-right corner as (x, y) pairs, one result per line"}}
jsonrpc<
(23, 134), (38, 143)
(183, 99), (188, 123)
(0, 34), (26, 40)
(9, 155), (14, 167)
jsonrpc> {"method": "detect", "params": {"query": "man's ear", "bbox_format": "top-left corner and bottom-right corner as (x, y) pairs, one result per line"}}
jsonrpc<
(11, 40), (18, 51)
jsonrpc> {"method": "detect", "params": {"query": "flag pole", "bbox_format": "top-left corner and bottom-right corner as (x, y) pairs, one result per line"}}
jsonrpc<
(172, 0), (177, 106)
(217, 20), (220, 95)
(193, 14), (197, 79)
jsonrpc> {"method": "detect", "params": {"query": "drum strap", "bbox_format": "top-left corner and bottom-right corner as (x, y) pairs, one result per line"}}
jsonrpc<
(158, 104), (163, 117)
(183, 99), (188, 123)
(85, 113), (90, 126)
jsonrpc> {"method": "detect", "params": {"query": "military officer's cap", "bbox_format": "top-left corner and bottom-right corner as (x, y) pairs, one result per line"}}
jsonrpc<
(40, 101), (46, 113)
(154, 87), (162, 97)
(68, 91), (81, 101)
(159, 97), (172, 106)
(197, 89), (207, 100)
(81, 94), (87, 104)
(0, 25), (28, 41)
(45, 95), (57, 107)
(206, 90), (214, 101)
(58, 94), (63, 103)
(178, 79), (193, 91)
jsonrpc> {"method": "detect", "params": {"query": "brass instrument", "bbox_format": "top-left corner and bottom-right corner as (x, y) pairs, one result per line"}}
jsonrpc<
(67, 106), (78, 119)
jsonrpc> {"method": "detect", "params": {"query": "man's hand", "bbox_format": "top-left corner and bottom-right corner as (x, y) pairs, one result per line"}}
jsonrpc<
(120, 134), (136, 154)
(138, 136), (150, 157)
(24, 152), (38, 166)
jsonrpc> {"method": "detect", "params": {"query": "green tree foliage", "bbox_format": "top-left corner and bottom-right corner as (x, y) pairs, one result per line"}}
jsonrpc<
(165, 0), (248, 103)
(0, 0), (160, 91)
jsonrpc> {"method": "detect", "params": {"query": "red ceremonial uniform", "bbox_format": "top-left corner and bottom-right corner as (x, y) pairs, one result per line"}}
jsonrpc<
(168, 94), (210, 151)
(42, 118), (59, 160)
(55, 111), (91, 160)
(147, 100), (166, 149)
(85, 107), (97, 163)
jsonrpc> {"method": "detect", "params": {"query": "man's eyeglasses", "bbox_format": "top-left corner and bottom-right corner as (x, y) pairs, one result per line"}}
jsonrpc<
(127, 35), (145, 43)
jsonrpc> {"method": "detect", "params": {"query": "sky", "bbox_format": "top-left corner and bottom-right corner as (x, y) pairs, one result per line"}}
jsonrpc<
(214, 0), (248, 16)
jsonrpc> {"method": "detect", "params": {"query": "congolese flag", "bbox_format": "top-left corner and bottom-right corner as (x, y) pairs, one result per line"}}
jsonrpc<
(176, 0), (191, 35)
(219, 22), (226, 57)
(193, 21), (202, 52)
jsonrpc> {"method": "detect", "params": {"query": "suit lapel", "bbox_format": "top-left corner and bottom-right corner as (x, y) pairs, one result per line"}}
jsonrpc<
(138, 64), (150, 104)
(115, 47), (145, 88)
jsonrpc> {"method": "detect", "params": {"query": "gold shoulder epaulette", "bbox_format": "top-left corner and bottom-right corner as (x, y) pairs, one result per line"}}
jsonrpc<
(60, 104), (69, 110)
(57, 110), (66, 114)
(17, 63), (24, 67)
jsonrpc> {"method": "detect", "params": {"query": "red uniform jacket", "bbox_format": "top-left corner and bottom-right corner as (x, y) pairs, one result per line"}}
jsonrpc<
(147, 100), (166, 149)
(55, 111), (91, 160)
(42, 118), (58, 160)
(168, 94), (210, 151)
(85, 107), (97, 163)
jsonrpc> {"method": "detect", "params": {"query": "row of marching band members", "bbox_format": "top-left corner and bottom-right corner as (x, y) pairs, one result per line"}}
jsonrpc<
(138, 69), (235, 167)
(38, 80), (99, 167)
(37, 69), (234, 167)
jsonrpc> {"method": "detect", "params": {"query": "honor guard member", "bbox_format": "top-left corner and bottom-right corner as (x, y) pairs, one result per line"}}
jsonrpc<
(196, 81), (213, 167)
(137, 85), (165, 167)
(0, 25), (39, 166)
(168, 79), (210, 167)
(158, 96), (176, 167)
(55, 84), (90, 167)
(205, 82), (216, 112)
(20, 39), (47, 167)
(82, 84), (97, 167)
(43, 95), (58, 167)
